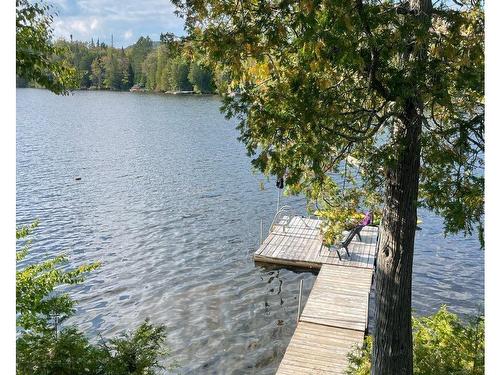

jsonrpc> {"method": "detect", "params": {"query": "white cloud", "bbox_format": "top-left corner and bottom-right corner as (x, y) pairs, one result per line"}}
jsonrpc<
(53, 17), (101, 39)
(52, 0), (185, 46)
(69, 20), (88, 33)
(90, 18), (99, 30)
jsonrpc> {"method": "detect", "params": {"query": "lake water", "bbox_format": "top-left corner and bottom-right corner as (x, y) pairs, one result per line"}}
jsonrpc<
(16, 88), (484, 374)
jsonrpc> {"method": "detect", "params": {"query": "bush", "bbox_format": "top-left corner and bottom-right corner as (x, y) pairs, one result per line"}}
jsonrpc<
(346, 306), (484, 375)
(16, 222), (175, 375)
(17, 321), (170, 375)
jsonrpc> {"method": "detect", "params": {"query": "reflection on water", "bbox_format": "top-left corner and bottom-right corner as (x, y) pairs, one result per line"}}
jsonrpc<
(16, 89), (484, 373)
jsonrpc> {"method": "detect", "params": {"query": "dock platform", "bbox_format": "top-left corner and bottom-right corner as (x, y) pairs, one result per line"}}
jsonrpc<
(255, 216), (378, 269)
(253, 216), (379, 374)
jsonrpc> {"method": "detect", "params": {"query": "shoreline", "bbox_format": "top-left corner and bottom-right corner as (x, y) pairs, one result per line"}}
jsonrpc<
(16, 86), (219, 96)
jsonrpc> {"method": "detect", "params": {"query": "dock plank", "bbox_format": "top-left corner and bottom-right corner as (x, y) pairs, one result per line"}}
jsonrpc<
(253, 216), (378, 374)
(276, 322), (364, 375)
(299, 265), (372, 332)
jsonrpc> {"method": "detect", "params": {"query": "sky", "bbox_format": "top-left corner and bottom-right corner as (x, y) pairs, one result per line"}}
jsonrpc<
(49, 0), (186, 47)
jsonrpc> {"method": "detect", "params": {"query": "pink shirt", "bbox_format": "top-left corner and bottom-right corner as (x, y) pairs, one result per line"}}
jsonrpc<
(360, 212), (372, 226)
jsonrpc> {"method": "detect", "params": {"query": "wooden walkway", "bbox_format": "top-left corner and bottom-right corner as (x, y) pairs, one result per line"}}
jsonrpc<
(253, 216), (379, 374)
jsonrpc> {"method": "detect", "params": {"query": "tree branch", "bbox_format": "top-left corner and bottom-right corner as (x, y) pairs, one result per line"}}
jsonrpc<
(354, 0), (396, 101)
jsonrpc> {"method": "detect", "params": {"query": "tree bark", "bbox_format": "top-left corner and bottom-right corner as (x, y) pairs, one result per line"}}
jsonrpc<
(372, 103), (422, 375)
(371, 1), (431, 373)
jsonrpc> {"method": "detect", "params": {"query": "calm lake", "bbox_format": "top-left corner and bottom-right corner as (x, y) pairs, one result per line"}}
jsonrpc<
(16, 88), (484, 374)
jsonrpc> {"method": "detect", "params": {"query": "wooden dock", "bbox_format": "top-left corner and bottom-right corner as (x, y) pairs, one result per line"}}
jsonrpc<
(254, 216), (378, 270)
(253, 216), (379, 374)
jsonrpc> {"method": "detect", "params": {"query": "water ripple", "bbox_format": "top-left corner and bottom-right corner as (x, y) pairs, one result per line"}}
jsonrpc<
(17, 89), (484, 373)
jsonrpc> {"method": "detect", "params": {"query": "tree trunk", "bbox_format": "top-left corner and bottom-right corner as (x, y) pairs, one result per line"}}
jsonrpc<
(371, 102), (422, 374)
(371, 1), (431, 373)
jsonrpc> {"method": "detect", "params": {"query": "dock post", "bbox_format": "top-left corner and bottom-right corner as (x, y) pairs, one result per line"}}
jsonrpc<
(260, 218), (263, 245)
(276, 189), (281, 213)
(297, 279), (303, 323)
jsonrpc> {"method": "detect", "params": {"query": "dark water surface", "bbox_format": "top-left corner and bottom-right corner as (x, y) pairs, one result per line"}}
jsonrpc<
(16, 89), (484, 374)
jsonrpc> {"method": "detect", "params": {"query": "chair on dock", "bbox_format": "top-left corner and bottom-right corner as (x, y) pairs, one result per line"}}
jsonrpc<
(333, 212), (372, 261)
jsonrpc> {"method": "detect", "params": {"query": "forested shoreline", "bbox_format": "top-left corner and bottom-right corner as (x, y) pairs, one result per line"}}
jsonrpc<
(17, 33), (224, 94)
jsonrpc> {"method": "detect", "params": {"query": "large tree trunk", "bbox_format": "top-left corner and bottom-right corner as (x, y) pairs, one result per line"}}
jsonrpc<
(371, 102), (422, 374)
(371, 1), (431, 373)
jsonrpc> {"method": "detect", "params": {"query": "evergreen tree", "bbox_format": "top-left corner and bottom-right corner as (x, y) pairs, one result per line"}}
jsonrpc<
(103, 51), (122, 90)
(120, 59), (133, 90)
(155, 44), (170, 91)
(18, 28), (218, 93)
(160, 32), (175, 45)
(172, 0), (484, 372)
(142, 50), (158, 90)
(188, 62), (214, 93)
(90, 57), (104, 89)
(166, 56), (192, 91)
(129, 36), (153, 85)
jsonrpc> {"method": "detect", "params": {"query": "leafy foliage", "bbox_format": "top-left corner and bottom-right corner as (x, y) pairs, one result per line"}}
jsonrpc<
(16, 222), (100, 333)
(173, 2), (483, 369)
(16, 0), (77, 94)
(189, 62), (215, 93)
(17, 328), (105, 375)
(317, 208), (364, 246)
(17, 321), (171, 375)
(16, 224), (174, 374)
(101, 322), (171, 374)
(172, 0), (484, 244)
(346, 306), (484, 375)
(15, 1), (222, 94)
(165, 56), (192, 91)
(25, 35), (224, 94)
(297, 166), (382, 245)
(129, 36), (154, 86)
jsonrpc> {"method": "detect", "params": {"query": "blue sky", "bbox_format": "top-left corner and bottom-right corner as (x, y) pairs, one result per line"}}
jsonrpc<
(49, 0), (186, 47)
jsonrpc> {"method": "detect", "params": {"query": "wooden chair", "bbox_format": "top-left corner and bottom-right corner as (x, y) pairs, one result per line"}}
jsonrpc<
(336, 225), (364, 260)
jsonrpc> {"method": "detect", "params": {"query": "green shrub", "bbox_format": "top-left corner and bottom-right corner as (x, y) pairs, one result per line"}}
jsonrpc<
(16, 221), (100, 334)
(346, 306), (484, 375)
(17, 321), (170, 375)
(16, 222), (175, 374)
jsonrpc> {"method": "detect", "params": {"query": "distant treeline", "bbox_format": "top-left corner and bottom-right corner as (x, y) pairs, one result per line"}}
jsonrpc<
(17, 33), (225, 94)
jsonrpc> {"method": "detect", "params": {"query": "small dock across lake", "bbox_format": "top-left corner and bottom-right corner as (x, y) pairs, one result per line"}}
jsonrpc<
(253, 216), (379, 374)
